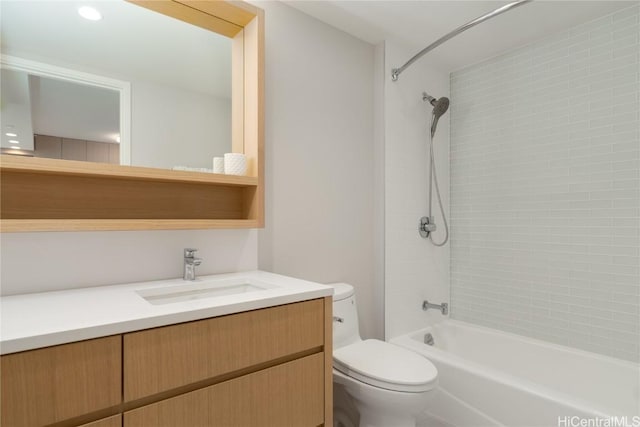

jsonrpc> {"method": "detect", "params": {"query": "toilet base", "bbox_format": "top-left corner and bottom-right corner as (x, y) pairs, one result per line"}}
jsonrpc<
(334, 369), (433, 427)
(334, 383), (359, 427)
(355, 401), (418, 427)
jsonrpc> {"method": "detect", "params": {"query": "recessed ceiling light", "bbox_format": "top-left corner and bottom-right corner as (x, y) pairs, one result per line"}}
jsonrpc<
(9, 140), (20, 144)
(5, 132), (17, 137)
(78, 6), (102, 21)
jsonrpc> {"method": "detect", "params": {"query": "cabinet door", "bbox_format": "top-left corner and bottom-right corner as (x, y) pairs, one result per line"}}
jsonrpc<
(1, 336), (121, 427)
(108, 143), (120, 164)
(34, 135), (62, 159)
(78, 414), (122, 427)
(62, 138), (87, 161)
(86, 141), (110, 163)
(124, 299), (324, 401)
(124, 353), (324, 427)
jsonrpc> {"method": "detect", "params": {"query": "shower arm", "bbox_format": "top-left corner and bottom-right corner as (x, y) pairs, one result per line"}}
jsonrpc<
(391, 0), (533, 82)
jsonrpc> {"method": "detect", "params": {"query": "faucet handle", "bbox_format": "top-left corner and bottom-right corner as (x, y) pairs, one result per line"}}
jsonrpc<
(184, 248), (198, 258)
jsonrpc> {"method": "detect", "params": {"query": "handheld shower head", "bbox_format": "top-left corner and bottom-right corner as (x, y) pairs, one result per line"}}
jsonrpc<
(423, 92), (449, 117)
(423, 92), (449, 136)
(432, 97), (449, 117)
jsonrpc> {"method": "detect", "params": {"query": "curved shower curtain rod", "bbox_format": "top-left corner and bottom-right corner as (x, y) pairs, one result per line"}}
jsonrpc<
(391, 0), (533, 81)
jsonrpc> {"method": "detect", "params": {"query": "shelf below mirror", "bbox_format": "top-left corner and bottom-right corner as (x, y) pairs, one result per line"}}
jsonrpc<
(0, 156), (260, 232)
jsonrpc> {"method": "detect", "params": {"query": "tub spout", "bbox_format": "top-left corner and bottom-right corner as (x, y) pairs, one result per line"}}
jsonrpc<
(424, 333), (435, 346)
(423, 300), (448, 315)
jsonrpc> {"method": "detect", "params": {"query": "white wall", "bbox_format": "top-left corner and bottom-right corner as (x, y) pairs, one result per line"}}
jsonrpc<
(0, 229), (257, 296)
(383, 40), (451, 339)
(131, 80), (231, 170)
(373, 43), (386, 337)
(0, 69), (35, 150)
(450, 4), (639, 362)
(257, 1), (381, 339)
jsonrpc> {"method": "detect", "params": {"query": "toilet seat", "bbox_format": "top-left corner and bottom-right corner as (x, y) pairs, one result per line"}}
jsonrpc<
(333, 339), (438, 393)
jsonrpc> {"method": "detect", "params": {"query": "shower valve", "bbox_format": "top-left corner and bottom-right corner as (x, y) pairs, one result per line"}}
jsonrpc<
(419, 216), (437, 238)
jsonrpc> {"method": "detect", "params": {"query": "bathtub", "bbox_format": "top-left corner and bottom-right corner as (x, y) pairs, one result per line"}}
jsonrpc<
(391, 320), (640, 427)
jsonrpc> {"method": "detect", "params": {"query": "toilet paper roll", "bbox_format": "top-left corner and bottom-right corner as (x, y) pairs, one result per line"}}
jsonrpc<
(213, 157), (225, 174)
(224, 153), (247, 176)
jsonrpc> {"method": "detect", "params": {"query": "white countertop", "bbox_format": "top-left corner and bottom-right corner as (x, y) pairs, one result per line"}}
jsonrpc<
(0, 270), (333, 355)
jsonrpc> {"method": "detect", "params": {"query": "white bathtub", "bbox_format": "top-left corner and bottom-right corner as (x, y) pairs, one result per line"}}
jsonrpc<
(391, 320), (640, 427)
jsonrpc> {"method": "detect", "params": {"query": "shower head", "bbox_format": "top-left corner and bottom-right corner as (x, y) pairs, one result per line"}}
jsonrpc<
(423, 92), (450, 136)
(423, 92), (449, 117)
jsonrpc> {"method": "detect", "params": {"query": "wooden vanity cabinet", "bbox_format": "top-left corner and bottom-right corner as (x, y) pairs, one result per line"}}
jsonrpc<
(0, 298), (333, 427)
(123, 298), (324, 401)
(0, 336), (121, 427)
(124, 354), (324, 427)
(78, 415), (122, 427)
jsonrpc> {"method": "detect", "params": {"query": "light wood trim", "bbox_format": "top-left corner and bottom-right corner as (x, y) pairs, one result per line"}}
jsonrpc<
(0, 156), (257, 186)
(242, 10), (265, 225)
(243, 12), (264, 178)
(78, 414), (122, 427)
(123, 299), (324, 401)
(124, 353), (324, 427)
(127, 0), (242, 38)
(1, 170), (246, 220)
(0, 336), (121, 427)
(0, 219), (259, 232)
(177, 1), (259, 27)
(324, 296), (334, 426)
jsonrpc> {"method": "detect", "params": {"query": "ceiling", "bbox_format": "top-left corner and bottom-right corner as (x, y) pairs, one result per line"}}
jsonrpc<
(287, 1), (638, 73)
(1, 0), (231, 98)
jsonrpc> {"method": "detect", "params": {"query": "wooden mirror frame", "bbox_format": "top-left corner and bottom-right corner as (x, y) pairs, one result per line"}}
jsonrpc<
(0, 0), (264, 232)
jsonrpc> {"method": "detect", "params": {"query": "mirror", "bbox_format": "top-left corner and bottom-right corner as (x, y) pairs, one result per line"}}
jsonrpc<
(0, 0), (232, 171)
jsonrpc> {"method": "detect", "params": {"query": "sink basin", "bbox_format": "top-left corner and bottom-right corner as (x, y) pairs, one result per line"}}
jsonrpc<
(136, 278), (279, 305)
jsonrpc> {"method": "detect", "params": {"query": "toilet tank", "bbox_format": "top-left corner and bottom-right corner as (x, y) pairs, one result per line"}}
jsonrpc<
(330, 283), (361, 349)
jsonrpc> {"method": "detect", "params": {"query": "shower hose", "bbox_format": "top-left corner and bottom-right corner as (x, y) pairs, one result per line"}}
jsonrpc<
(428, 112), (449, 247)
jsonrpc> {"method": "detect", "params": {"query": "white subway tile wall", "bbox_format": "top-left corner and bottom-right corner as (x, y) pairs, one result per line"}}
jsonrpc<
(450, 4), (639, 362)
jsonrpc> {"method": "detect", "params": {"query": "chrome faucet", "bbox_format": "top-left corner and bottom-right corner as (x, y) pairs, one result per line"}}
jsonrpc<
(183, 248), (202, 281)
(422, 300), (448, 315)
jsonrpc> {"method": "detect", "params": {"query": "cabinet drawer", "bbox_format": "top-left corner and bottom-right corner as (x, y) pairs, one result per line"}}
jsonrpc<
(124, 352), (324, 427)
(124, 299), (324, 401)
(0, 336), (121, 427)
(78, 414), (121, 427)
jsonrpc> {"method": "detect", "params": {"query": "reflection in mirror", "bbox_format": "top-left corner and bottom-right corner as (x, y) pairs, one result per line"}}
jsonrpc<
(0, 0), (232, 171)
(1, 68), (121, 163)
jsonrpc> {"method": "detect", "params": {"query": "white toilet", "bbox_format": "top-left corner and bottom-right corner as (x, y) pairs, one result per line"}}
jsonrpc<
(330, 283), (438, 427)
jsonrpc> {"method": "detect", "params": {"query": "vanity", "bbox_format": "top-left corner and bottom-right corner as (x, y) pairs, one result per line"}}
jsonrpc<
(1, 271), (334, 427)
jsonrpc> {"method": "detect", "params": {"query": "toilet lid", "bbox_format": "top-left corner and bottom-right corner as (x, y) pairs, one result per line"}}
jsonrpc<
(333, 340), (438, 393)
(330, 282), (354, 301)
